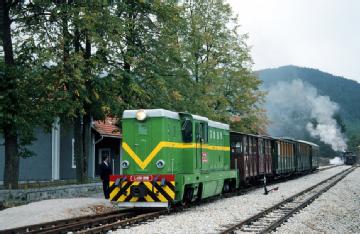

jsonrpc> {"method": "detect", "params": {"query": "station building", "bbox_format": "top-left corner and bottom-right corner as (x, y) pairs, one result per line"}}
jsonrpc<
(0, 118), (122, 183)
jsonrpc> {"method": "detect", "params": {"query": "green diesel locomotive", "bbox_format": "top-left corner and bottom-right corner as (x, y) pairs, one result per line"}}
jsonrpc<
(109, 109), (237, 208)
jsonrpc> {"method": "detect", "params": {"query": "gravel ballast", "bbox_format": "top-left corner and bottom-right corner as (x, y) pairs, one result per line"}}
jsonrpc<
(274, 166), (360, 233)
(114, 166), (352, 234)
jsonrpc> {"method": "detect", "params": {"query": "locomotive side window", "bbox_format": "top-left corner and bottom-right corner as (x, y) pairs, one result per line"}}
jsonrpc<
(181, 119), (193, 143)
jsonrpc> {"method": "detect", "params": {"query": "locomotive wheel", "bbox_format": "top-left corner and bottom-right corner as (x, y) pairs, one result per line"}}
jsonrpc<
(223, 180), (230, 193)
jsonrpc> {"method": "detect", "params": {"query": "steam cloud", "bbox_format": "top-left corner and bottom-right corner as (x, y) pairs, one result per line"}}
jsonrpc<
(264, 79), (347, 151)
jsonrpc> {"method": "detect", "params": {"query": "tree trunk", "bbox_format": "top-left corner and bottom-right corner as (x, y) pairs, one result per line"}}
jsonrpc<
(3, 126), (19, 189)
(72, 11), (87, 183)
(74, 114), (84, 183)
(82, 33), (92, 181)
(83, 114), (91, 180)
(1, 1), (19, 189)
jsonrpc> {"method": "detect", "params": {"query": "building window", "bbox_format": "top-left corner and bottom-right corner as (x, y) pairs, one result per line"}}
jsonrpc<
(72, 138), (76, 168)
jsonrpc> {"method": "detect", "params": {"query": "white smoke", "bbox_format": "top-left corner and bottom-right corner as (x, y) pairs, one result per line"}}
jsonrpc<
(329, 157), (344, 165)
(265, 80), (347, 151)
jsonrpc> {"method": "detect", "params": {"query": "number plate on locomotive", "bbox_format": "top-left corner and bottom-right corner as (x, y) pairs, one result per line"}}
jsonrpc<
(129, 175), (154, 182)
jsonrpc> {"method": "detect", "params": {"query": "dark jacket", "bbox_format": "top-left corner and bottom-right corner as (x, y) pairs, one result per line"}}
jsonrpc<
(100, 161), (112, 181)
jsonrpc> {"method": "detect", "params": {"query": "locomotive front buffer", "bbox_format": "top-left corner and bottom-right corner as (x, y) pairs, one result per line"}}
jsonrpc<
(109, 174), (175, 208)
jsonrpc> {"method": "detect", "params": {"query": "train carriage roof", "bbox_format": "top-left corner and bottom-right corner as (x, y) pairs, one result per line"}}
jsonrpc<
(296, 140), (319, 147)
(230, 131), (275, 140)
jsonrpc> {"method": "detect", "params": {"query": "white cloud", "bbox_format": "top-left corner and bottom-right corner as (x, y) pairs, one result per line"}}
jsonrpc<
(227, 0), (360, 82)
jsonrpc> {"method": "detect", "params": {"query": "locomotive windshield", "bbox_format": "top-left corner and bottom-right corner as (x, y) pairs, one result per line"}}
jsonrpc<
(181, 119), (193, 143)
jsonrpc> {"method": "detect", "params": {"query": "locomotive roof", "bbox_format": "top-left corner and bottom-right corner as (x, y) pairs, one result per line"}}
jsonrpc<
(123, 109), (229, 130)
(123, 109), (179, 119)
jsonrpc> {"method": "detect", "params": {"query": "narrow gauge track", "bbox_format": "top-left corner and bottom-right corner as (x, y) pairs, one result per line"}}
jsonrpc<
(0, 165), (341, 234)
(225, 164), (339, 198)
(219, 166), (357, 234)
(0, 209), (139, 234)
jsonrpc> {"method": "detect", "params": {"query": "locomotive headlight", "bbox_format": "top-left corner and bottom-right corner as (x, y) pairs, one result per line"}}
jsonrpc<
(136, 109), (147, 121)
(121, 160), (130, 169)
(156, 160), (165, 169)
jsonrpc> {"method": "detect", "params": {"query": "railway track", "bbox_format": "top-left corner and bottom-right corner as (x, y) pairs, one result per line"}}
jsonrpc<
(0, 209), (140, 234)
(0, 165), (342, 234)
(219, 166), (357, 234)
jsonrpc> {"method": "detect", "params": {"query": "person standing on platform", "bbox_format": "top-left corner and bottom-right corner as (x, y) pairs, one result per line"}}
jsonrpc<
(100, 155), (112, 199)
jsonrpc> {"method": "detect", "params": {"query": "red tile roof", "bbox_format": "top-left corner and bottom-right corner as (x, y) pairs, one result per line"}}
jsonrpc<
(93, 117), (122, 138)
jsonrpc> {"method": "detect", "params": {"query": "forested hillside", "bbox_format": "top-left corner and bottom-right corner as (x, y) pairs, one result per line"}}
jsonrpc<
(258, 65), (360, 156)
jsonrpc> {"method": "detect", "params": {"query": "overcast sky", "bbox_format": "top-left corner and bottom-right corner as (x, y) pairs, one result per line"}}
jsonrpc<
(227, 0), (360, 82)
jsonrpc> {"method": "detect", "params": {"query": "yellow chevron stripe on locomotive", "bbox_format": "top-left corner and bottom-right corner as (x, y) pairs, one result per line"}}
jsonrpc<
(109, 175), (175, 208)
(122, 141), (230, 170)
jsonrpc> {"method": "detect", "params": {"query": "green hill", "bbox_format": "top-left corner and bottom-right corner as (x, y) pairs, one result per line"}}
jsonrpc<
(258, 65), (360, 155)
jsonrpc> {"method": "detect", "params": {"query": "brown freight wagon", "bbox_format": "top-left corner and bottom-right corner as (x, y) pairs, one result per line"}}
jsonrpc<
(230, 131), (272, 185)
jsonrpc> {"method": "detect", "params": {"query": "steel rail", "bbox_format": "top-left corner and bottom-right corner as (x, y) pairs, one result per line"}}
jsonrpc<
(219, 166), (356, 234)
(0, 209), (132, 234)
(77, 210), (168, 233)
(37, 211), (139, 234)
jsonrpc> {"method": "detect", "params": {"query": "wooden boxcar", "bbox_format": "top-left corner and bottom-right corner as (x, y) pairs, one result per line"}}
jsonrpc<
(230, 132), (272, 184)
(272, 138), (296, 175)
(295, 140), (312, 172)
(297, 140), (319, 170)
